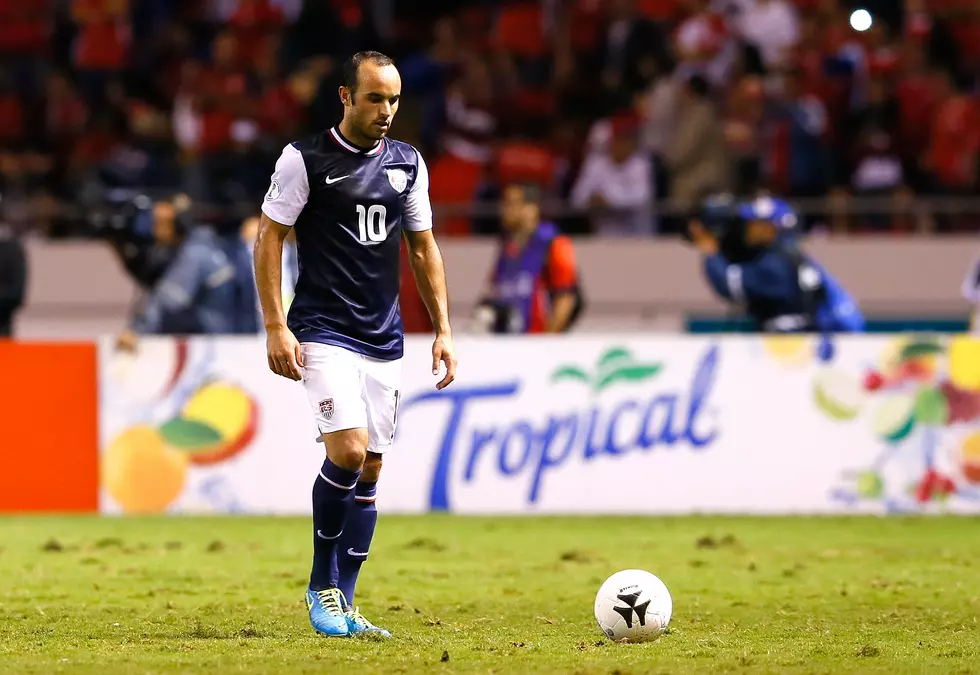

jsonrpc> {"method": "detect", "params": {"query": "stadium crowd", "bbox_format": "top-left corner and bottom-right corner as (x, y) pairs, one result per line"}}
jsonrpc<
(0, 0), (979, 238)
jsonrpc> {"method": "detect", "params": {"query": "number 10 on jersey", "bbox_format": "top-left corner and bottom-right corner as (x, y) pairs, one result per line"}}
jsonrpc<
(356, 204), (387, 243)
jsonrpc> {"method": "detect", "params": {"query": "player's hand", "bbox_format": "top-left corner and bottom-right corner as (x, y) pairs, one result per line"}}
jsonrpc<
(688, 221), (719, 255)
(266, 325), (304, 381)
(116, 329), (138, 353)
(431, 332), (457, 391)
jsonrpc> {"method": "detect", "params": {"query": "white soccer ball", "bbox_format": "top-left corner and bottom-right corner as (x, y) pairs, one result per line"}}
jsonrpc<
(594, 569), (672, 643)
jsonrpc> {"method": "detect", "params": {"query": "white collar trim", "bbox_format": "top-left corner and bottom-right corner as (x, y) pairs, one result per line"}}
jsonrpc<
(330, 127), (384, 156)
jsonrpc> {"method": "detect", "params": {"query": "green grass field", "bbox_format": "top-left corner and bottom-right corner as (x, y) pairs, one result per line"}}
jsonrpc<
(0, 515), (978, 674)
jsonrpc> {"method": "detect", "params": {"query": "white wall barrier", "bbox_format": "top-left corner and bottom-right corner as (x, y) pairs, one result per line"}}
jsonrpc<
(21, 237), (978, 339)
(98, 334), (980, 516)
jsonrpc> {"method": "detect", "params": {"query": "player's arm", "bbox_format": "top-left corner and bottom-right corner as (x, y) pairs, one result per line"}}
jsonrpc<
(544, 235), (579, 333)
(254, 214), (291, 329)
(256, 144), (309, 380)
(703, 252), (796, 302)
(403, 150), (456, 390)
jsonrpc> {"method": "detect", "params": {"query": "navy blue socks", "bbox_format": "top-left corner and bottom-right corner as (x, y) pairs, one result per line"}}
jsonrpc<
(335, 480), (378, 605)
(310, 457), (361, 591)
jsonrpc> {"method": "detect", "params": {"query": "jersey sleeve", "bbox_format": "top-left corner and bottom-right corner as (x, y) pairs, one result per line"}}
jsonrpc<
(403, 150), (433, 232)
(544, 235), (579, 293)
(261, 143), (309, 227)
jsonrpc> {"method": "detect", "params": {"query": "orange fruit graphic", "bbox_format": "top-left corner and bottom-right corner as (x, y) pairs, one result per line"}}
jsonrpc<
(103, 425), (188, 513)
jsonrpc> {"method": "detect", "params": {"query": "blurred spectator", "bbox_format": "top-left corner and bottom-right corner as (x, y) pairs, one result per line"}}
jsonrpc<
(674, 0), (735, 88)
(439, 54), (498, 165)
(0, 0), (979, 241)
(40, 72), (88, 151)
(635, 60), (679, 157)
(722, 75), (765, 195)
(780, 66), (830, 201)
(72, 0), (131, 103)
(926, 71), (979, 196)
(399, 17), (463, 100)
(598, 0), (672, 109)
(664, 75), (728, 213)
(0, 219), (26, 337)
(204, 119), (272, 221)
(846, 78), (903, 228)
(896, 43), (940, 188)
(900, 0), (959, 79)
(570, 112), (653, 236)
(634, 57), (680, 202)
(735, 0), (799, 74)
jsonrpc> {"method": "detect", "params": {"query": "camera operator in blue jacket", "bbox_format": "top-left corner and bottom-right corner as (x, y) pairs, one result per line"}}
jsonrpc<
(115, 195), (244, 351)
(688, 195), (864, 333)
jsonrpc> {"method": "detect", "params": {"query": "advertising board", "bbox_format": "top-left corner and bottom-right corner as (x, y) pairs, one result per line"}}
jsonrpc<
(98, 335), (980, 515)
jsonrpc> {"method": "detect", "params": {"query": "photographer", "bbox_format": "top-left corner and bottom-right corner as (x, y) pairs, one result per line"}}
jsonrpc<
(92, 194), (177, 296)
(688, 195), (864, 333)
(115, 194), (244, 350)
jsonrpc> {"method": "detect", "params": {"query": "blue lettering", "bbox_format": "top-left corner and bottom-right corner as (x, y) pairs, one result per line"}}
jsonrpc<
(409, 344), (722, 510)
(685, 345), (720, 448)
(498, 422), (534, 475)
(605, 400), (639, 455)
(583, 409), (604, 460)
(638, 394), (679, 448)
(528, 414), (577, 503)
(399, 383), (520, 511)
(465, 428), (495, 481)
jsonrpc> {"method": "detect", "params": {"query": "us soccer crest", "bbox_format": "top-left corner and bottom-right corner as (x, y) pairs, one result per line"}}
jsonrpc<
(319, 398), (334, 420)
(386, 169), (408, 193)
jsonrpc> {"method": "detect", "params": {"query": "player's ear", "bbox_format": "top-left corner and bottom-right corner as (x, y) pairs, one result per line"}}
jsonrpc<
(339, 86), (351, 107)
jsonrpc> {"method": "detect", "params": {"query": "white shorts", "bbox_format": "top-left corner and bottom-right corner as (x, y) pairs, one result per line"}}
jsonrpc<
(300, 342), (402, 454)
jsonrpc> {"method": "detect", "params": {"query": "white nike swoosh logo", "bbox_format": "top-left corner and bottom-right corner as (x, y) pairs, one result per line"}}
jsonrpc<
(317, 529), (341, 540)
(347, 548), (369, 557)
(325, 175), (349, 185)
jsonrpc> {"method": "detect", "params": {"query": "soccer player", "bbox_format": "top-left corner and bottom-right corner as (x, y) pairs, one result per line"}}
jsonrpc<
(253, 51), (456, 639)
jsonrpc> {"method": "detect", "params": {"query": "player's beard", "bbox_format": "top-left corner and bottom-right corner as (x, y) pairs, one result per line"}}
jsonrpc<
(361, 113), (390, 141)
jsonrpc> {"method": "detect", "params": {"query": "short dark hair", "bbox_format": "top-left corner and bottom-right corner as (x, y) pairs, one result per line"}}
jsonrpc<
(342, 51), (395, 95)
(508, 182), (542, 205)
(686, 74), (710, 98)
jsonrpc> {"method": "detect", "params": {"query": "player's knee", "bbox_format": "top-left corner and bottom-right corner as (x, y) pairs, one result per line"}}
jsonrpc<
(330, 444), (367, 471)
(362, 453), (383, 482)
(323, 429), (368, 471)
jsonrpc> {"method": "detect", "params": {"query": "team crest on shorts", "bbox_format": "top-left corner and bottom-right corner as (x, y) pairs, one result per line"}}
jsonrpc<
(386, 169), (408, 193)
(319, 398), (334, 420)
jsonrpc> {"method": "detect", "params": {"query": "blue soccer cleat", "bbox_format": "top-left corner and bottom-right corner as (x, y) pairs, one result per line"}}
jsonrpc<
(305, 587), (350, 637)
(346, 606), (392, 639)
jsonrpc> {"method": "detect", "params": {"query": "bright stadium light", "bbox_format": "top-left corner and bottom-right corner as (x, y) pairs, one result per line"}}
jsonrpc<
(850, 9), (873, 32)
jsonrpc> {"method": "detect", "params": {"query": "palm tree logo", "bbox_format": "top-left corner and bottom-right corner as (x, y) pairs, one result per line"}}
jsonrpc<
(550, 347), (663, 393)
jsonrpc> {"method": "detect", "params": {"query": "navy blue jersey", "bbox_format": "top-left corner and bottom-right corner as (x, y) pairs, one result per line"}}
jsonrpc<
(260, 127), (432, 360)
